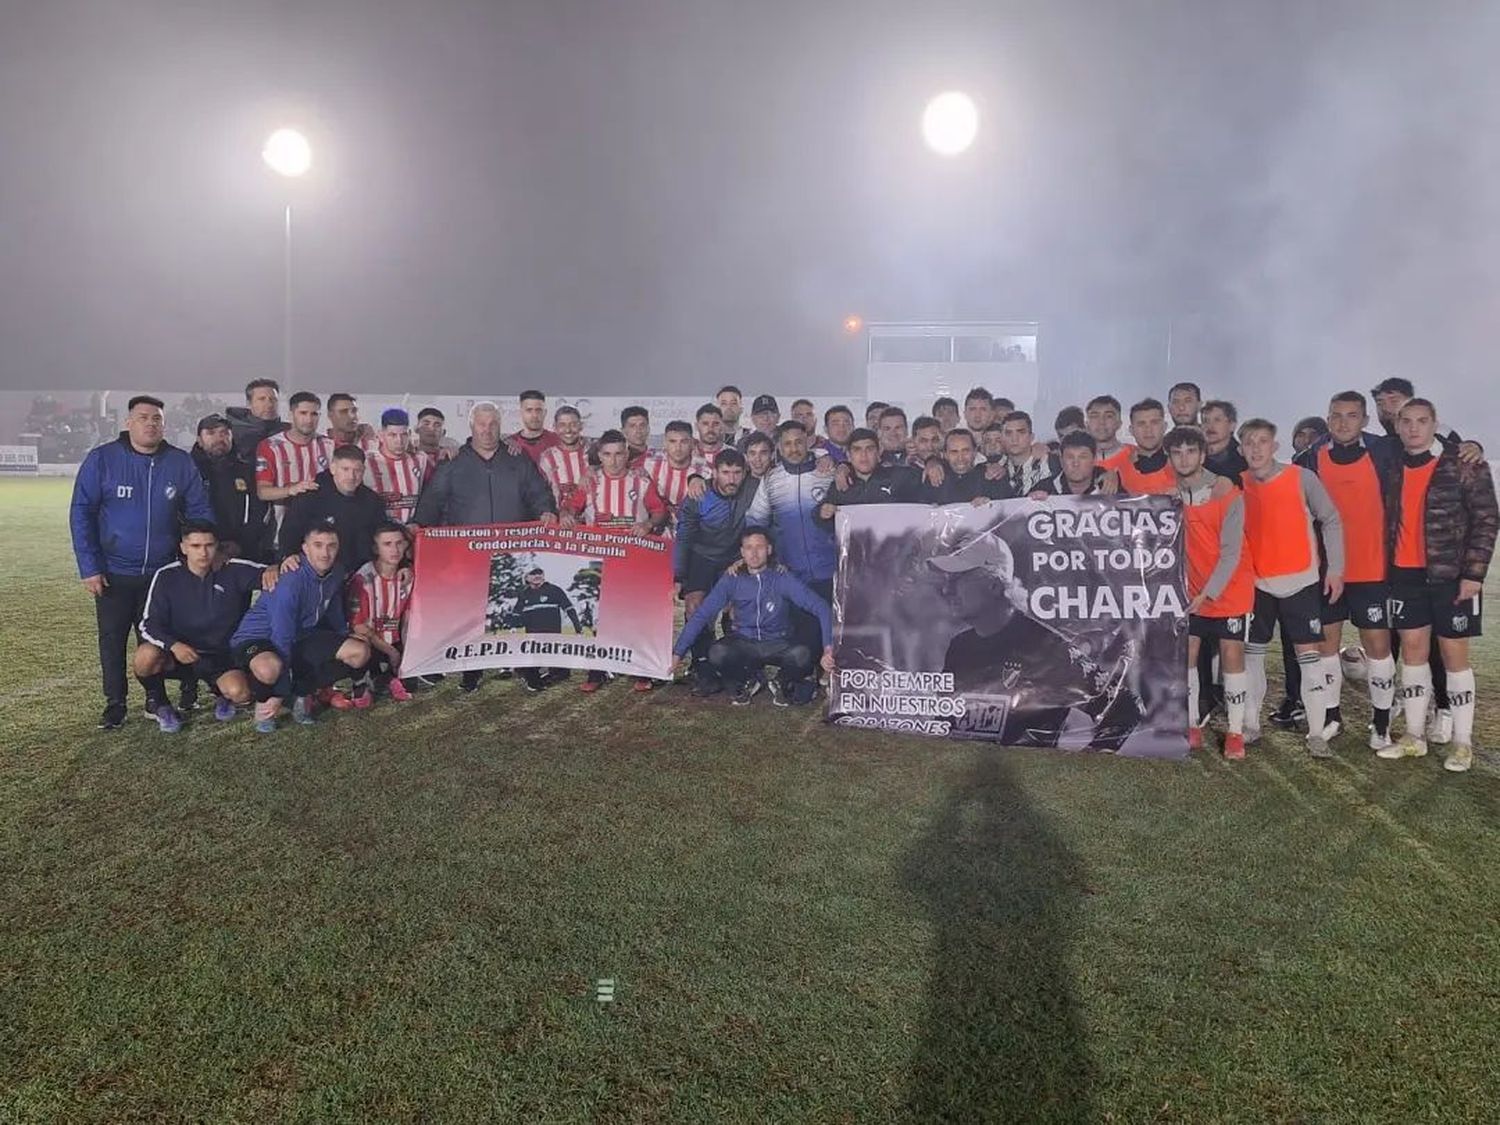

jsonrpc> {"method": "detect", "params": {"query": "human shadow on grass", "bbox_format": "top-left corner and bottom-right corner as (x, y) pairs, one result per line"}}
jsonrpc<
(904, 750), (1094, 1122)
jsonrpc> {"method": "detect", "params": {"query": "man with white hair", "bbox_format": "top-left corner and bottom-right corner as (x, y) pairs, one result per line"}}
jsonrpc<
(413, 401), (558, 690)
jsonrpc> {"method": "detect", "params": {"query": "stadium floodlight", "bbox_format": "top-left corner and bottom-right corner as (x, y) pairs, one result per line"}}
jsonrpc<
(921, 91), (978, 156)
(262, 128), (312, 177)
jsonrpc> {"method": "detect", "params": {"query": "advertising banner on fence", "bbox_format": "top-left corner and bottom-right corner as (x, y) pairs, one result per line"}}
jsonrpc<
(402, 523), (674, 679)
(830, 496), (1189, 758)
(0, 445), (39, 473)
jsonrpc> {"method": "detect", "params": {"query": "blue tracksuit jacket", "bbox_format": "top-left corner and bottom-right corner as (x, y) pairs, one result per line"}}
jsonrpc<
(673, 566), (833, 656)
(70, 434), (213, 578)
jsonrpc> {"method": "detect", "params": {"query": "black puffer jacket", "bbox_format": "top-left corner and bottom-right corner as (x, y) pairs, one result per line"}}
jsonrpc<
(1382, 440), (1498, 583)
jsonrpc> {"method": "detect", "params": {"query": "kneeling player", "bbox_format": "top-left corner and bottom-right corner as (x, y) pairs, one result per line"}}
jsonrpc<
(343, 522), (417, 706)
(671, 529), (834, 705)
(134, 519), (265, 731)
(1378, 398), (1497, 772)
(1168, 428), (1252, 758)
(229, 525), (372, 732)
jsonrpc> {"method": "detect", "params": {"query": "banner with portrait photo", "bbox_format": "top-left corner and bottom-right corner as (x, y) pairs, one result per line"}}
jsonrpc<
(830, 496), (1189, 758)
(401, 523), (674, 679)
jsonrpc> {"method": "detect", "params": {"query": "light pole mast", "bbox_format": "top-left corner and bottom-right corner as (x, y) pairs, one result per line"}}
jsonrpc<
(262, 128), (312, 384)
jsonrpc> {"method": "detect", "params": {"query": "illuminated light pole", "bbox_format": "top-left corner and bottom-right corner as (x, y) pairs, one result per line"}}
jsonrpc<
(262, 128), (312, 384)
(921, 91), (978, 156)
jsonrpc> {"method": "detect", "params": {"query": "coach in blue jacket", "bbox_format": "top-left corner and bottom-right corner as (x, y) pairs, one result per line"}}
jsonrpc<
(672, 528), (835, 704)
(69, 395), (213, 729)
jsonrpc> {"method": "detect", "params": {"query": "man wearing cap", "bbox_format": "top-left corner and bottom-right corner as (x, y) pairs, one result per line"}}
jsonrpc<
(930, 527), (1142, 748)
(512, 565), (583, 691)
(737, 395), (781, 451)
(365, 408), (433, 523)
(192, 413), (270, 562)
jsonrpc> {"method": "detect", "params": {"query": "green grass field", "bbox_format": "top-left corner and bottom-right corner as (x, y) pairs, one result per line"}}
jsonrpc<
(2, 476), (1498, 1123)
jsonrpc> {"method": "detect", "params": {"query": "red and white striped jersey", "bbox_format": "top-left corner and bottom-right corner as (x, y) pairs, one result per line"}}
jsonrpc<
(564, 468), (666, 529)
(348, 562), (413, 646)
(695, 441), (730, 467)
(539, 443), (591, 506)
(255, 433), (336, 489)
(643, 453), (707, 514)
(364, 448), (433, 522)
(326, 428), (382, 454)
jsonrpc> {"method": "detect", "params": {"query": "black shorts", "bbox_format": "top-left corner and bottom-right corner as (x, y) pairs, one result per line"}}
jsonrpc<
(233, 637), (280, 670)
(680, 553), (736, 596)
(1389, 580), (1483, 639)
(1249, 583), (1325, 646)
(233, 630), (347, 671)
(1190, 612), (1250, 642)
(170, 650), (238, 684)
(1323, 580), (1390, 630)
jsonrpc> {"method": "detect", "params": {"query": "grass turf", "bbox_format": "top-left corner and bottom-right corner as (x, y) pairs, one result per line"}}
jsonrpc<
(2, 476), (1498, 1123)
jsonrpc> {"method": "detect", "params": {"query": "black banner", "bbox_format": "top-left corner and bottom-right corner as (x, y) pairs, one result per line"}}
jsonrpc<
(830, 497), (1189, 757)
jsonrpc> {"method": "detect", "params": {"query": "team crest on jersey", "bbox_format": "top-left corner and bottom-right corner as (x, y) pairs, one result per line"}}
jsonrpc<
(1365, 606), (1381, 623)
(1453, 614), (1469, 631)
(627, 487), (639, 501)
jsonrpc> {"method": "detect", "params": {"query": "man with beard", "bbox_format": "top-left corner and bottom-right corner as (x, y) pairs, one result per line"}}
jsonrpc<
(930, 529), (1142, 749)
(508, 389), (561, 464)
(192, 413), (270, 561)
(1029, 431), (1110, 497)
(909, 416), (944, 468)
(1117, 398), (1176, 495)
(643, 420), (710, 529)
(877, 407), (912, 468)
(817, 405), (855, 464)
(716, 384), (751, 445)
(922, 428), (999, 504)
(325, 393), (378, 452)
(255, 391), (336, 550)
(280, 446), (389, 573)
(963, 388), (997, 435)
(1167, 382), (1202, 427)
(790, 399), (819, 439)
(673, 449), (757, 692)
(539, 405), (591, 507)
(1201, 400), (1249, 483)
(226, 378), (287, 463)
(620, 405), (654, 469)
(693, 403), (729, 465)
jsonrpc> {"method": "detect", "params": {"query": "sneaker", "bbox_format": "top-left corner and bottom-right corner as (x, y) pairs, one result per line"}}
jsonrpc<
(388, 678), (413, 702)
(351, 689), (374, 710)
(324, 690), (358, 712)
(522, 677), (545, 693)
(1367, 726), (1394, 752)
(99, 703), (127, 730)
(1429, 708), (1454, 746)
(1443, 744), (1474, 773)
(767, 680), (789, 708)
(1223, 732), (1246, 760)
(1187, 726), (1204, 751)
(1377, 734), (1427, 760)
(254, 699), (280, 734)
(632, 678), (653, 693)
(731, 680), (763, 706)
(459, 671), (482, 693)
(1269, 699), (1304, 730)
(580, 679), (601, 694)
(214, 697), (238, 722)
(1307, 734), (1334, 759)
(292, 696), (316, 725)
(143, 695), (166, 718)
(1321, 719), (1343, 742)
(153, 705), (183, 734)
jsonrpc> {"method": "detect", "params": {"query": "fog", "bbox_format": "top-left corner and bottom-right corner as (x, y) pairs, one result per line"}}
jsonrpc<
(1, 0), (1495, 430)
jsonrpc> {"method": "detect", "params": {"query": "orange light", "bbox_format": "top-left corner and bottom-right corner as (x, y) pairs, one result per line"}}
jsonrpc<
(842, 315), (863, 335)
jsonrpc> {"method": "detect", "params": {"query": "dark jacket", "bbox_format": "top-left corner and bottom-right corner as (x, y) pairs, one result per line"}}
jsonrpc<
(412, 441), (557, 527)
(1294, 431), (1399, 479)
(70, 434), (214, 579)
(192, 443), (271, 561)
(815, 466), (923, 528)
(1382, 439), (1498, 584)
(279, 471), (388, 571)
(230, 554), (348, 662)
(1205, 438), (1249, 486)
(225, 407), (288, 464)
(139, 557), (265, 653)
(923, 465), (1002, 505)
(673, 477), (761, 578)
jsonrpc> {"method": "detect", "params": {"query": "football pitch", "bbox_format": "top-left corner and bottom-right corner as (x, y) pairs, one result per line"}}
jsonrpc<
(2, 476), (1498, 1123)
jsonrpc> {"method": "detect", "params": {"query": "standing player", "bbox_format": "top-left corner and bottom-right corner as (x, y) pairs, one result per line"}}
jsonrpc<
(932, 396), (962, 435)
(963, 388), (997, 435)
(1167, 428), (1252, 758)
(716, 385), (752, 445)
(1378, 399), (1497, 771)
(790, 399), (819, 439)
(877, 408), (911, 468)
(818, 405), (855, 463)
(345, 523), (417, 705)
(560, 430), (666, 692)
(1237, 418), (1345, 756)
(1293, 391), (1399, 749)
(1201, 400), (1249, 483)
(415, 407), (460, 462)
(71, 395), (214, 728)
(1167, 382), (1202, 427)
(1029, 431), (1109, 497)
(620, 406), (653, 469)
(539, 404), (591, 508)
(364, 408), (433, 524)
(1085, 395), (1134, 471)
(325, 393), (378, 451)
(643, 420), (709, 529)
(508, 389), (561, 464)
(135, 520), (266, 730)
(255, 391), (336, 548)
(743, 433), (775, 480)
(1116, 398), (1176, 495)
(986, 411), (1053, 497)
(693, 403), (729, 465)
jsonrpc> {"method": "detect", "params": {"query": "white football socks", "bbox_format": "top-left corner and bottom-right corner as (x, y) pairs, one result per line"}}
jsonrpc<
(1401, 662), (1433, 738)
(1447, 668), (1476, 746)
